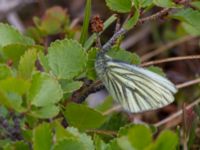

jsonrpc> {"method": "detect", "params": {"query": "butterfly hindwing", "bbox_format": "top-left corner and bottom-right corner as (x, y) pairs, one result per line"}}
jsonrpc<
(98, 58), (177, 113)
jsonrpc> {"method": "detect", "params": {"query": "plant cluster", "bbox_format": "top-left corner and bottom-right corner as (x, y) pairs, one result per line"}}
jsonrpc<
(0, 0), (200, 149)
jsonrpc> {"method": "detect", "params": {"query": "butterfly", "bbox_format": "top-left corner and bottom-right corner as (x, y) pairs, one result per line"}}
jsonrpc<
(95, 53), (177, 113)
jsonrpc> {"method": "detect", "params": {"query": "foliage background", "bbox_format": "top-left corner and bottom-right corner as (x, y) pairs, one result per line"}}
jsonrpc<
(0, 0), (200, 149)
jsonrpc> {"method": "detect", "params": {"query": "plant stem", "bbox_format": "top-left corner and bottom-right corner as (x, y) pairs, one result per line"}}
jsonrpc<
(137, 8), (170, 24)
(141, 35), (197, 61)
(141, 55), (200, 67)
(154, 98), (200, 127)
(102, 28), (126, 53)
(103, 105), (122, 115)
(101, 8), (173, 53)
(176, 78), (200, 89)
(86, 129), (117, 137)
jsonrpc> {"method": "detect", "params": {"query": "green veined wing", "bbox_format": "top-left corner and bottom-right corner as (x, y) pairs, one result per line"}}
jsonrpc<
(95, 55), (177, 113)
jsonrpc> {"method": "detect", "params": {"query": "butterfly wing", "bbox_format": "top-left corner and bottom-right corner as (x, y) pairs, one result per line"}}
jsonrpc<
(96, 56), (177, 113)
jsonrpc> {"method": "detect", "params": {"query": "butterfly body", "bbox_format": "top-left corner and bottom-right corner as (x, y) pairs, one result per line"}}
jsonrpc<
(95, 52), (177, 113)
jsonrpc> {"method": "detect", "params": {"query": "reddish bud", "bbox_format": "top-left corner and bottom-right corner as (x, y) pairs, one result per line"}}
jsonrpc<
(91, 15), (104, 33)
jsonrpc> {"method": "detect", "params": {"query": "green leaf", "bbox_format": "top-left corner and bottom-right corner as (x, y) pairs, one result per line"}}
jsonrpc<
(33, 123), (53, 150)
(123, 8), (140, 30)
(188, 120), (198, 149)
(80, 0), (91, 45)
(0, 106), (8, 117)
(26, 26), (43, 43)
(66, 127), (95, 150)
(171, 8), (200, 34)
(2, 44), (30, 67)
(107, 139), (122, 150)
(4, 141), (30, 150)
(0, 64), (12, 80)
(0, 23), (34, 47)
(148, 130), (178, 150)
(30, 105), (60, 118)
(47, 39), (87, 79)
(153, 0), (177, 8)
(128, 125), (152, 150)
(101, 112), (129, 132)
(95, 96), (113, 112)
(108, 47), (141, 64)
(0, 77), (28, 111)
(181, 22), (200, 36)
(131, 53), (141, 65)
(84, 14), (117, 50)
(28, 72), (63, 107)
(38, 51), (50, 72)
(117, 136), (133, 150)
(195, 105), (200, 119)
(64, 103), (106, 131)
(53, 138), (84, 150)
(18, 48), (37, 79)
(38, 6), (67, 35)
(0, 89), (14, 110)
(118, 124), (135, 136)
(86, 48), (98, 80)
(147, 66), (165, 76)
(54, 121), (74, 141)
(54, 124), (95, 150)
(94, 135), (107, 150)
(14, 141), (29, 150)
(191, 1), (200, 10)
(133, 0), (140, 9)
(0, 77), (30, 95)
(140, 0), (153, 7)
(105, 0), (132, 13)
(60, 80), (83, 93)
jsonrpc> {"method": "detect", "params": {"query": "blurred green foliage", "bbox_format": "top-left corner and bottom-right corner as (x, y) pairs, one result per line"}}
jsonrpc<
(0, 0), (200, 149)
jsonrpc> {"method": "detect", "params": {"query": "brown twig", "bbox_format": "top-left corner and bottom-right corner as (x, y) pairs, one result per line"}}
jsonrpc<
(103, 105), (122, 115)
(176, 78), (200, 89)
(114, 17), (121, 33)
(138, 8), (171, 24)
(141, 35), (197, 61)
(141, 55), (200, 67)
(86, 129), (117, 137)
(70, 18), (80, 29)
(74, 80), (103, 103)
(102, 8), (174, 53)
(154, 98), (200, 127)
(182, 103), (188, 150)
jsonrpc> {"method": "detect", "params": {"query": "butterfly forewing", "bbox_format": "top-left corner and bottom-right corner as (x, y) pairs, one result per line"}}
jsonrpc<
(95, 55), (177, 113)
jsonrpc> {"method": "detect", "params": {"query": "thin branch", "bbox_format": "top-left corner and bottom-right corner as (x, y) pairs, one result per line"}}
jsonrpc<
(114, 17), (121, 33)
(74, 80), (103, 103)
(95, 33), (102, 48)
(154, 98), (200, 127)
(141, 55), (200, 67)
(141, 35), (197, 61)
(121, 25), (151, 49)
(86, 129), (117, 137)
(176, 78), (200, 89)
(70, 17), (80, 29)
(103, 105), (122, 115)
(102, 8), (174, 53)
(102, 28), (126, 53)
(138, 8), (170, 24)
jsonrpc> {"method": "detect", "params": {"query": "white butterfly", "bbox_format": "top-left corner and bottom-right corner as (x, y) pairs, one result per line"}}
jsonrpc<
(95, 54), (177, 113)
